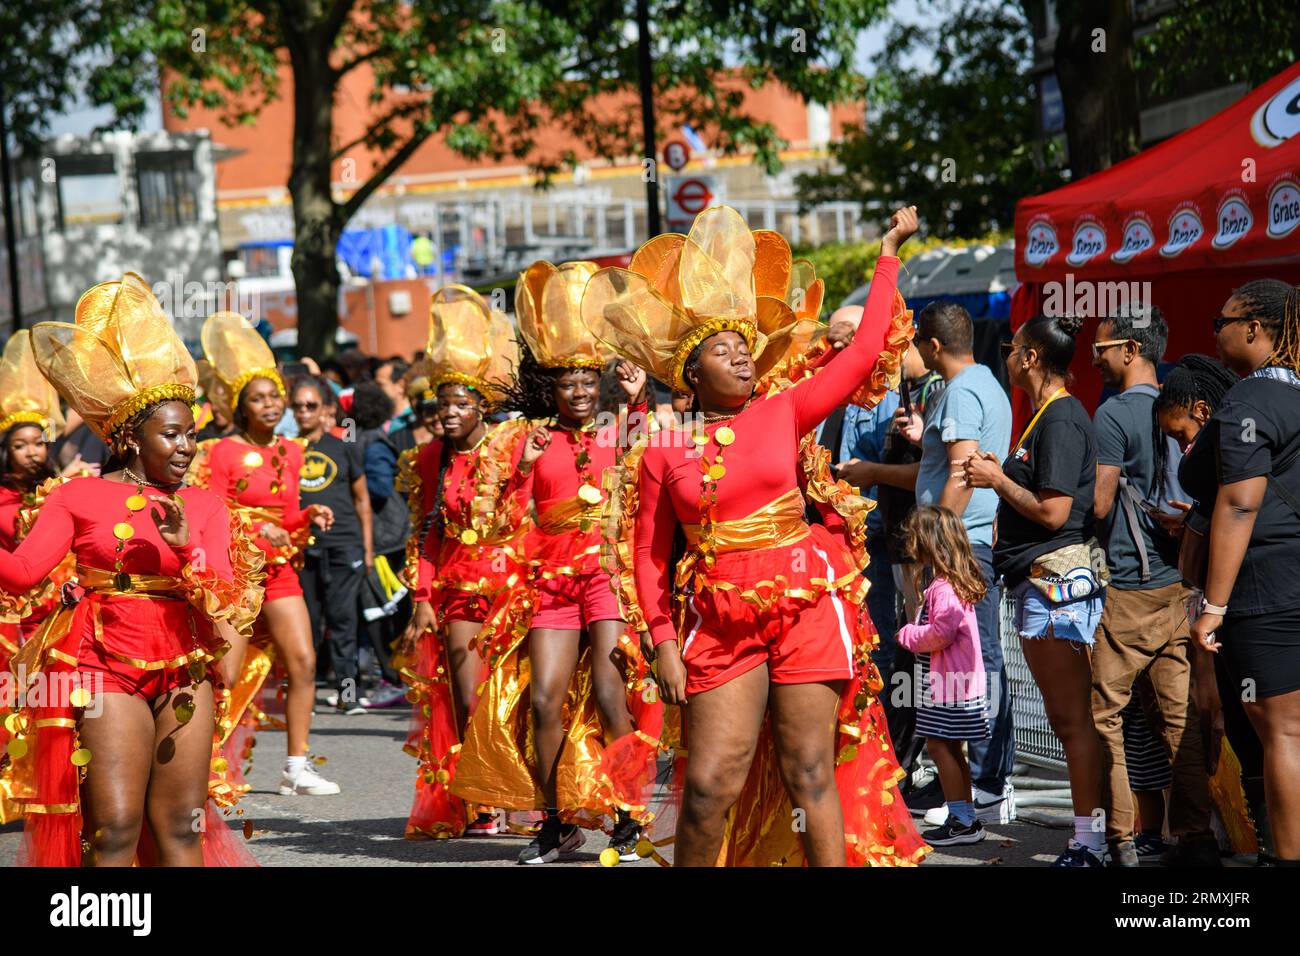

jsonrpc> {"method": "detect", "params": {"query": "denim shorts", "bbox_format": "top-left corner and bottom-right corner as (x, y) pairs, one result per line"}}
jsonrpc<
(1012, 579), (1104, 646)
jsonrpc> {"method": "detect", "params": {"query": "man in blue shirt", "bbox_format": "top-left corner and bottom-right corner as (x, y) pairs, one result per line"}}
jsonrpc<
(843, 302), (1016, 824)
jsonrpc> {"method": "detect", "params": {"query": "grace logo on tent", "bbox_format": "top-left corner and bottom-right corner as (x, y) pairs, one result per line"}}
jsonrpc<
(1065, 218), (1107, 266)
(1266, 178), (1300, 238)
(1211, 194), (1254, 250)
(1111, 214), (1156, 264)
(1251, 75), (1300, 149)
(1023, 216), (1059, 267)
(1159, 204), (1204, 258)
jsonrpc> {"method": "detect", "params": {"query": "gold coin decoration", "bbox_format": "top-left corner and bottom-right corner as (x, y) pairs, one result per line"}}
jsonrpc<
(599, 847), (620, 867)
(635, 838), (655, 858)
(691, 432), (708, 446)
(112, 522), (134, 540)
(125, 494), (147, 512)
(435, 769), (451, 784)
(269, 482), (280, 495)
(708, 464), (726, 481)
(460, 528), (479, 546)
(173, 697), (195, 723)
(6, 738), (27, 759)
(578, 484), (602, 504)
(69, 687), (92, 708)
(3, 713), (23, 735)
(714, 425), (736, 446)
(235, 478), (249, 493)
(70, 748), (92, 767)
(211, 757), (229, 774)
(243, 451), (264, 468)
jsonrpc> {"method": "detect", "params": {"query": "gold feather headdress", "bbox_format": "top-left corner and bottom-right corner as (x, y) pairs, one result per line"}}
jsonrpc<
(426, 284), (518, 400)
(31, 273), (197, 448)
(579, 205), (824, 391)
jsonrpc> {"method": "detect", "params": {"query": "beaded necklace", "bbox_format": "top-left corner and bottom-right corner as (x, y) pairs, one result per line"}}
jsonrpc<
(110, 466), (183, 593)
(440, 431), (489, 546)
(556, 418), (602, 531)
(235, 433), (289, 497)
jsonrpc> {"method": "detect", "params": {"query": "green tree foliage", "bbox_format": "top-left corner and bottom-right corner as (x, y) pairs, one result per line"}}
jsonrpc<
(6, 0), (889, 356)
(1137, 0), (1300, 96)
(796, 0), (1064, 240)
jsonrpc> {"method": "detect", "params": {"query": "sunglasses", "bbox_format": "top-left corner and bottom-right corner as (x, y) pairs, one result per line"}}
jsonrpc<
(1213, 314), (1251, 334)
(1000, 342), (1019, 357)
(291, 401), (321, 411)
(1091, 339), (1134, 359)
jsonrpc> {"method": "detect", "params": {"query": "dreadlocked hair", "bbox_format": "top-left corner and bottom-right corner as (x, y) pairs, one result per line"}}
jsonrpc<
(494, 336), (601, 421)
(1152, 354), (1237, 499)
(1231, 278), (1300, 373)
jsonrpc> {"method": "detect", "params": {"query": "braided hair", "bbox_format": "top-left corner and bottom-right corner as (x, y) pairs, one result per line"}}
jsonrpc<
(1230, 279), (1300, 373)
(1153, 354), (1237, 499)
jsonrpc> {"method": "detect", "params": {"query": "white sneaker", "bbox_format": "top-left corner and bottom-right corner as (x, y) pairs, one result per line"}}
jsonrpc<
(923, 783), (1017, 826)
(279, 764), (341, 796)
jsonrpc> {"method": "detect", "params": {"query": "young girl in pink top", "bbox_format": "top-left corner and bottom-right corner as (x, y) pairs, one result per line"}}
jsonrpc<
(897, 505), (990, 846)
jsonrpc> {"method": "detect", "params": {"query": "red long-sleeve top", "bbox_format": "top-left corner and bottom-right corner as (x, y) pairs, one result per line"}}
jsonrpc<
(507, 411), (645, 576)
(206, 436), (309, 533)
(0, 478), (235, 654)
(634, 255), (901, 646)
(0, 485), (24, 552)
(411, 423), (529, 602)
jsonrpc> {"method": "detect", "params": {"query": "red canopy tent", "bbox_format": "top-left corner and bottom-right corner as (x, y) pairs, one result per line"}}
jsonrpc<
(1011, 61), (1300, 417)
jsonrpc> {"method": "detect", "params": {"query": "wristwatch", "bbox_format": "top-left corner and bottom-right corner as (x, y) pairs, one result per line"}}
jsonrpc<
(1200, 598), (1229, 616)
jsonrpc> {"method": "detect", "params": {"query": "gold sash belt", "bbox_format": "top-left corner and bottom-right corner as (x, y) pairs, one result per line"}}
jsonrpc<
(536, 497), (600, 535)
(76, 565), (188, 600)
(234, 504), (285, 526)
(683, 488), (811, 555)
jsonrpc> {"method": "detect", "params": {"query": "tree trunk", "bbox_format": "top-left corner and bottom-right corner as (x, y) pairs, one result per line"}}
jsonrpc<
(1053, 0), (1141, 178)
(287, 32), (342, 359)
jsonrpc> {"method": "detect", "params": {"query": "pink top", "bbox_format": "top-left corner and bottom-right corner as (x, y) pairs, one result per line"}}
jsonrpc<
(895, 577), (986, 704)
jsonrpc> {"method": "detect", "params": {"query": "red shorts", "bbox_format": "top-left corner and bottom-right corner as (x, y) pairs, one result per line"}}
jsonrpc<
(263, 562), (304, 602)
(78, 635), (193, 701)
(530, 570), (622, 631)
(680, 587), (857, 697)
(441, 589), (491, 624)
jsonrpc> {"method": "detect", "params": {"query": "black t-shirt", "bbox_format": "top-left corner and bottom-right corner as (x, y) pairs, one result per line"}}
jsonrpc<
(993, 394), (1097, 588)
(299, 433), (364, 551)
(1177, 376), (1300, 617)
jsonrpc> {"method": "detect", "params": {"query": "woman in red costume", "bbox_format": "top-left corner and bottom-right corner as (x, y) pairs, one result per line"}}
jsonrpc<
(0, 331), (91, 822)
(583, 204), (928, 866)
(450, 260), (656, 865)
(0, 273), (262, 866)
(396, 285), (530, 838)
(193, 312), (337, 797)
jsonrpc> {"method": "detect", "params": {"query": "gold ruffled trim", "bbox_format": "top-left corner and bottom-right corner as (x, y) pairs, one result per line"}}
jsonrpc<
(227, 366), (285, 407)
(0, 410), (48, 433)
(599, 434), (651, 635)
(179, 507), (267, 637)
(671, 317), (757, 392)
(396, 445), (424, 589)
(105, 383), (196, 446)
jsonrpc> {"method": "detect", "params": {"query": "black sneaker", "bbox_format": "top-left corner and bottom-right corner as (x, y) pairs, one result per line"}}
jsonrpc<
(906, 777), (946, 818)
(1133, 832), (1168, 858)
(608, 815), (644, 862)
(517, 816), (585, 865)
(921, 817), (986, 847)
(1051, 843), (1105, 867)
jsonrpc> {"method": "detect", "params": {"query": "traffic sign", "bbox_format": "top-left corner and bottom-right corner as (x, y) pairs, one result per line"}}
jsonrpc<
(663, 140), (690, 171)
(665, 176), (720, 231)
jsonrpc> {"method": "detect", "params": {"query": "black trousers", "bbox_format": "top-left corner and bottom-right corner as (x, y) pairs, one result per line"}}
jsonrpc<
(301, 546), (365, 698)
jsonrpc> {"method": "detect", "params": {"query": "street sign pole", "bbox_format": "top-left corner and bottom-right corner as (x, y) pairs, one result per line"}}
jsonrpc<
(636, 0), (661, 239)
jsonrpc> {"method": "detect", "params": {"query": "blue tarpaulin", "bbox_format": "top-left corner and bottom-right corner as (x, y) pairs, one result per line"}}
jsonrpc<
(336, 225), (413, 279)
